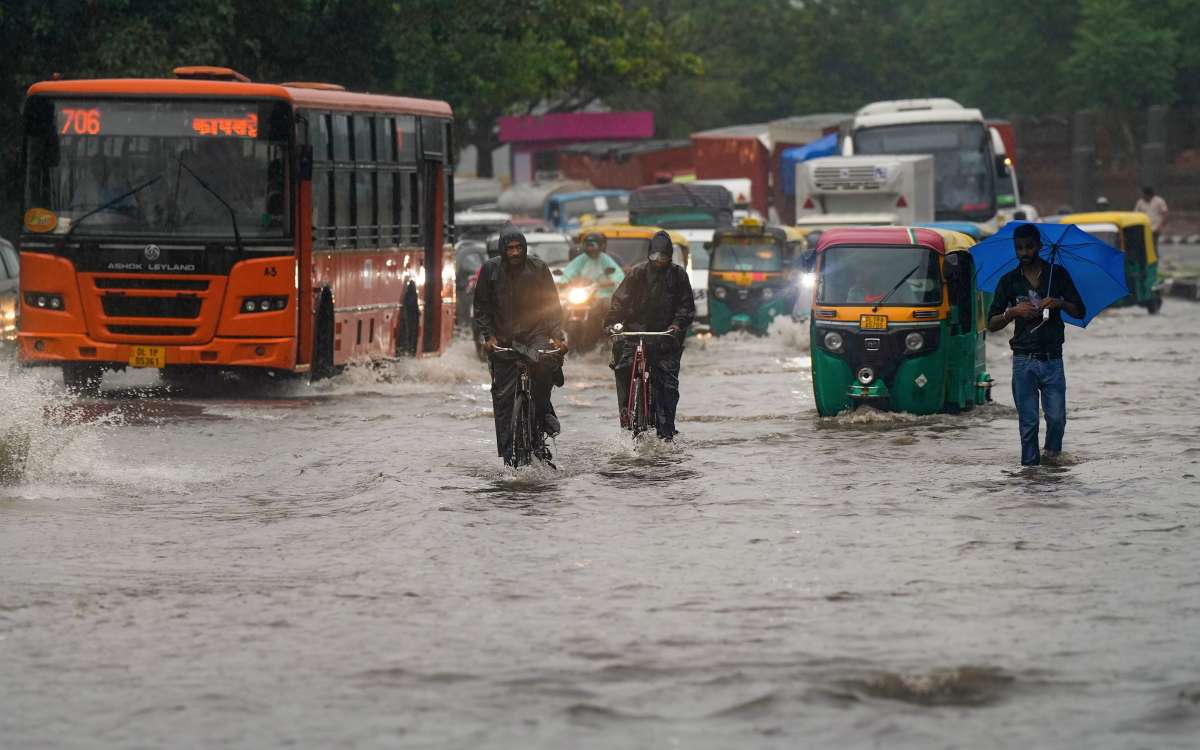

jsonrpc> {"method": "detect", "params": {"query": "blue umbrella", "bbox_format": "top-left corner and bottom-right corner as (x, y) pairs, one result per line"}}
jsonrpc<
(970, 221), (1128, 327)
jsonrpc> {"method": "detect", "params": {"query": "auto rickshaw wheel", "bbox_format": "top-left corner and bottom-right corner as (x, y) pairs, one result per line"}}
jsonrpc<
(1145, 296), (1163, 315)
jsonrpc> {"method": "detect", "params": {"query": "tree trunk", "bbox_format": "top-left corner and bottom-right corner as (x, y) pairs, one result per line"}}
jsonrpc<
(467, 125), (498, 179)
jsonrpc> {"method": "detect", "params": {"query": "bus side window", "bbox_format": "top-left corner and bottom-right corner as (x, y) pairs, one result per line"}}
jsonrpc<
(331, 114), (352, 248)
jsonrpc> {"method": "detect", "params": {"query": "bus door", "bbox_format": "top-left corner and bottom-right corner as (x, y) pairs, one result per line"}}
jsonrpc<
(420, 118), (448, 353)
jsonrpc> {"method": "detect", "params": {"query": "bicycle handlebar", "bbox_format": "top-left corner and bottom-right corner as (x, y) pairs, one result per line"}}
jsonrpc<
(609, 330), (676, 339)
(490, 347), (560, 355)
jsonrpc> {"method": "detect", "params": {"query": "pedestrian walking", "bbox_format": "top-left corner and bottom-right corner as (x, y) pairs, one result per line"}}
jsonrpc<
(1134, 186), (1169, 246)
(986, 223), (1086, 466)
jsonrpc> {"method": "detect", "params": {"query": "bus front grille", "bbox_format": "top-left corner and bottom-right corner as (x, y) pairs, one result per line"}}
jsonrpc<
(106, 325), (197, 337)
(101, 295), (202, 319)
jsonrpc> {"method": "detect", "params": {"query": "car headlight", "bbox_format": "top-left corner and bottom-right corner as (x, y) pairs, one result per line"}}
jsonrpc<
(904, 331), (924, 352)
(823, 330), (844, 352)
(713, 286), (727, 300)
(799, 272), (816, 289)
(567, 287), (591, 305)
(761, 287), (775, 300)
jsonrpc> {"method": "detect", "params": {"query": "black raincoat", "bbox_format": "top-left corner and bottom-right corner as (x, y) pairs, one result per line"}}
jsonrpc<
(473, 224), (565, 461)
(603, 234), (695, 437)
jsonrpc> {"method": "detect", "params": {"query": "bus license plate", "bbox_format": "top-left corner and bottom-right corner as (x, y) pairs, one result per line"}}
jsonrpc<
(129, 346), (165, 368)
(860, 314), (888, 331)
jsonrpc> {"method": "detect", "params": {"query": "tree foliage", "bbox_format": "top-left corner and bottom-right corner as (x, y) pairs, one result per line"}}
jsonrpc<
(2, 0), (1197, 233)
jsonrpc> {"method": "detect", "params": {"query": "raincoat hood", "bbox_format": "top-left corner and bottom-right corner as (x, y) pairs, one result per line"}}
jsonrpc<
(648, 230), (673, 261)
(498, 223), (529, 261)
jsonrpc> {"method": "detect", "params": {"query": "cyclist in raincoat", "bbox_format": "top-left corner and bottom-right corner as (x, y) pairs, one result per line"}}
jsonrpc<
(603, 230), (695, 439)
(473, 223), (566, 463)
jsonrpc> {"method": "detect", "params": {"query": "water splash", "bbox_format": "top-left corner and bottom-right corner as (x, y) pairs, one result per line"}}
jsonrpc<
(0, 367), (116, 484)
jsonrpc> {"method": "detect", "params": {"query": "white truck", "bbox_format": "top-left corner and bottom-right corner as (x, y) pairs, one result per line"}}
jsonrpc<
(795, 154), (935, 227)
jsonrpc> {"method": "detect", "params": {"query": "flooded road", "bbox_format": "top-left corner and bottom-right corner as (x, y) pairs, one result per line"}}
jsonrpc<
(2, 299), (1199, 748)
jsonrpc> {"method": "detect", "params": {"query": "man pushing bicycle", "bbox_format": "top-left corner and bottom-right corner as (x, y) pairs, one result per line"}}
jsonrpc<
(474, 223), (566, 465)
(603, 230), (695, 440)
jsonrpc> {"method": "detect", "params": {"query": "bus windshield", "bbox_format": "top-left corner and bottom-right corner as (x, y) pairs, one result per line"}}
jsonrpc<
(853, 121), (995, 222)
(23, 97), (290, 240)
(711, 240), (783, 272)
(817, 245), (942, 306)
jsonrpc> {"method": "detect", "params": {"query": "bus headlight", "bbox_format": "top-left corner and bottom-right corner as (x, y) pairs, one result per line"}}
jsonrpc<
(243, 296), (288, 313)
(713, 286), (727, 300)
(823, 330), (844, 352)
(25, 292), (64, 311)
(904, 332), (924, 352)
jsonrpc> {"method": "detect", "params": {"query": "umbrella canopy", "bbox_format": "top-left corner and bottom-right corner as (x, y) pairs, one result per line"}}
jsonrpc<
(970, 221), (1128, 327)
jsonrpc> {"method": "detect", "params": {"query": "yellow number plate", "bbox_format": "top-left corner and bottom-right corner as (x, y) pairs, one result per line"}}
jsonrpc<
(860, 314), (888, 331)
(129, 345), (166, 368)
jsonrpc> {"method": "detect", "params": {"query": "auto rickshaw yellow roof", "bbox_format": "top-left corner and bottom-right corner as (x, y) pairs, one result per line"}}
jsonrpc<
(1058, 211), (1157, 264)
(575, 224), (688, 246)
(1058, 211), (1150, 228)
(925, 227), (977, 253)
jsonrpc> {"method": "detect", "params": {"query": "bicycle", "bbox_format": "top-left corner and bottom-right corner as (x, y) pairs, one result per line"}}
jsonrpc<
(490, 342), (562, 468)
(609, 326), (677, 438)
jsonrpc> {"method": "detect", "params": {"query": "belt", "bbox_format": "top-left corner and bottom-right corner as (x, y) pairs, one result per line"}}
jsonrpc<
(1015, 352), (1061, 361)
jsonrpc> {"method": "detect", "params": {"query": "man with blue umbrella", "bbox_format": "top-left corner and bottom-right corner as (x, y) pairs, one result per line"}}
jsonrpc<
(985, 224), (1086, 466)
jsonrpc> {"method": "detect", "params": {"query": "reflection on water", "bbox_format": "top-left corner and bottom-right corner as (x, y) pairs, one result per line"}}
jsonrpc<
(1, 304), (1199, 748)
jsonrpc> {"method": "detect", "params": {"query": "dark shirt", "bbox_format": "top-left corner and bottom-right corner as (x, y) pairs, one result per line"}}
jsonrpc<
(987, 262), (1085, 357)
(472, 256), (563, 346)
(603, 261), (696, 335)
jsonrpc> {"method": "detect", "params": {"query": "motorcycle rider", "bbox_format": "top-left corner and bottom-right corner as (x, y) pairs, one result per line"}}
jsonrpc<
(559, 232), (625, 302)
(558, 232), (625, 349)
(603, 230), (695, 440)
(473, 223), (566, 465)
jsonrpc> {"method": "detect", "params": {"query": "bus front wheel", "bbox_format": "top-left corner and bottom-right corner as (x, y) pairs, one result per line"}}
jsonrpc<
(311, 296), (335, 382)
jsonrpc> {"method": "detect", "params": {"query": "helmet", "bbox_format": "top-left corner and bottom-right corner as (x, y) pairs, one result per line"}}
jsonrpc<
(582, 232), (607, 252)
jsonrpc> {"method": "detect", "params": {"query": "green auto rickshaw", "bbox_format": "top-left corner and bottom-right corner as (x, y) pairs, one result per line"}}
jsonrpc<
(1058, 211), (1163, 314)
(708, 219), (805, 335)
(809, 226), (993, 416)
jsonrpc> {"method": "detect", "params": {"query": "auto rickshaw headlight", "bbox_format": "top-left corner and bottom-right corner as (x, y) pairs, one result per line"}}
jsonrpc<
(761, 287), (774, 300)
(823, 330), (844, 352)
(713, 286), (727, 300)
(857, 367), (875, 385)
(904, 332), (924, 352)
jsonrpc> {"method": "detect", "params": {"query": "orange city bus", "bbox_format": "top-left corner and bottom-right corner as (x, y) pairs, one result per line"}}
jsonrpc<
(17, 66), (455, 390)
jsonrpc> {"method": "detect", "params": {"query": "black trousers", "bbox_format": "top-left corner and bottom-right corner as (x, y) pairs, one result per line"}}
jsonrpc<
(489, 357), (559, 461)
(613, 354), (681, 438)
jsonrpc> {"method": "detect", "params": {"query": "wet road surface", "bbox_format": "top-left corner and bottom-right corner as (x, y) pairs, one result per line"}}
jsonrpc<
(2, 300), (1199, 748)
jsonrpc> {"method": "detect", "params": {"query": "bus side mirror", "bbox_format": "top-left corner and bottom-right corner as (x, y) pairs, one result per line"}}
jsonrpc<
(298, 144), (314, 181)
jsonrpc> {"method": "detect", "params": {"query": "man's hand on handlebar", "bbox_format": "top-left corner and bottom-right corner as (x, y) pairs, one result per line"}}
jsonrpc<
(667, 325), (680, 335)
(484, 335), (500, 353)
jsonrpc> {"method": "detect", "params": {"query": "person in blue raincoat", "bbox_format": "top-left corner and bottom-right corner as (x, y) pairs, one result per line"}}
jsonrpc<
(559, 232), (625, 300)
(986, 223), (1085, 466)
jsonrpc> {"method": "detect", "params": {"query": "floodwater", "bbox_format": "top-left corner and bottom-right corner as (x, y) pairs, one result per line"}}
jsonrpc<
(2, 301), (1199, 749)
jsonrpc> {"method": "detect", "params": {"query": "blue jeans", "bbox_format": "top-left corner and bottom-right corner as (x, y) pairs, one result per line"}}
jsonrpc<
(1011, 356), (1066, 466)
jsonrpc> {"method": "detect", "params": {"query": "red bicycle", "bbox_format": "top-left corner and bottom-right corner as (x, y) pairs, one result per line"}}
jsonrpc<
(609, 326), (677, 437)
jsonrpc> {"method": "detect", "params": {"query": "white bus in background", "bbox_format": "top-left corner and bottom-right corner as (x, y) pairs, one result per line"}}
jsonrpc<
(843, 98), (1008, 232)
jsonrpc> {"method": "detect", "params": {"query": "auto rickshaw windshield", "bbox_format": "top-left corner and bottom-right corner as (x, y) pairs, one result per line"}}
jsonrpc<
(711, 241), (783, 272)
(817, 245), (942, 306)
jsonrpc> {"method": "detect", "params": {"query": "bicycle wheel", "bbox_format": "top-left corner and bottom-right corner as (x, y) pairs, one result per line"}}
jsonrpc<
(630, 366), (648, 437)
(511, 389), (533, 467)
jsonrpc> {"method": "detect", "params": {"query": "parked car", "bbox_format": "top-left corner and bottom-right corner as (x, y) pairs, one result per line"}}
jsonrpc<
(0, 237), (19, 347)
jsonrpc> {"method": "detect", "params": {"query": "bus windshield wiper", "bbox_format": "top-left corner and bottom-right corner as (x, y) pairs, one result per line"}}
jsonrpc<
(175, 155), (243, 253)
(872, 263), (922, 312)
(62, 175), (162, 242)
